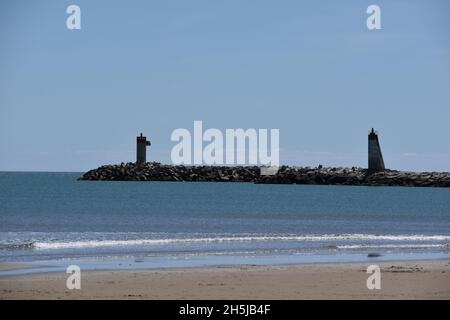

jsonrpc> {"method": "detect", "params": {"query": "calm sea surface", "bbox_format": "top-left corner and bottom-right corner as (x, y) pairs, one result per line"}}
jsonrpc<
(1, 172), (449, 274)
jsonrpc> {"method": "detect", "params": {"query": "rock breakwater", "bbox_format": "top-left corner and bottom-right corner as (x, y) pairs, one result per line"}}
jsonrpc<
(78, 163), (450, 188)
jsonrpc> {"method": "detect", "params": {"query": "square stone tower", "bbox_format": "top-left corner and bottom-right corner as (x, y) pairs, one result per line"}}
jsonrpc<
(136, 133), (151, 165)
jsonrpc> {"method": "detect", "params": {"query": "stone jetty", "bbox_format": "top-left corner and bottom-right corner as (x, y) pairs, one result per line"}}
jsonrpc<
(78, 162), (450, 188)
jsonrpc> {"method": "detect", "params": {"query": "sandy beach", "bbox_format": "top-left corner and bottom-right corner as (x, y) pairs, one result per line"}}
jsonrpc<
(1, 260), (449, 300)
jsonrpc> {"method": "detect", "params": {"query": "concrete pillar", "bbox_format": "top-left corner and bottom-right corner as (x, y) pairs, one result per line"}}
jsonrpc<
(368, 128), (385, 173)
(136, 133), (151, 165)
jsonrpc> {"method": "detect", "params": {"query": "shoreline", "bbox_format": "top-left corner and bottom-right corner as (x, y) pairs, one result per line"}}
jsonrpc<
(1, 251), (448, 278)
(1, 259), (449, 299)
(0, 263), (41, 272)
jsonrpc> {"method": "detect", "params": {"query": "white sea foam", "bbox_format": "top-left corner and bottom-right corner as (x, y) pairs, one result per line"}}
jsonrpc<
(336, 244), (450, 250)
(32, 234), (450, 250)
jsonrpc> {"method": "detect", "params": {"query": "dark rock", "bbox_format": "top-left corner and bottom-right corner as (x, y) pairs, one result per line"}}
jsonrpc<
(368, 253), (382, 258)
(77, 163), (450, 188)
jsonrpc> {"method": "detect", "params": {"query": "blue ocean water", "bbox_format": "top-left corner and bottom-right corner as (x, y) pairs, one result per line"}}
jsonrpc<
(0, 172), (449, 274)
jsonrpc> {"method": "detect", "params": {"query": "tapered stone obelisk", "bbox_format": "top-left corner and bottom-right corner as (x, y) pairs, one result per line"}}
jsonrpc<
(368, 128), (385, 173)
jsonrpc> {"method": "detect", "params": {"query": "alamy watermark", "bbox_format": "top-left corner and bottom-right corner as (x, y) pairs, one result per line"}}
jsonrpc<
(65, 5), (381, 31)
(66, 4), (81, 30)
(366, 265), (381, 290)
(367, 5), (381, 30)
(66, 265), (81, 290)
(170, 121), (279, 174)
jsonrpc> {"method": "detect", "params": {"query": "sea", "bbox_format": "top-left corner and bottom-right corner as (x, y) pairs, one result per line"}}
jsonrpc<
(0, 172), (449, 275)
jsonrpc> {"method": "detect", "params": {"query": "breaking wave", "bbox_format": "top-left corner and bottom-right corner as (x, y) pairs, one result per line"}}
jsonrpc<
(29, 234), (450, 250)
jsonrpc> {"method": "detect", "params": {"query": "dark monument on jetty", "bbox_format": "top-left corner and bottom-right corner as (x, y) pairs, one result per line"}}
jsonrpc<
(136, 133), (151, 165)
(78, 130), (450, 188)
(368, 128), (385, 173)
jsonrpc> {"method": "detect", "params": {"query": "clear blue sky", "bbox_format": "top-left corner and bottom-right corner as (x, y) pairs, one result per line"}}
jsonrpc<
(1, 0), (449, 172)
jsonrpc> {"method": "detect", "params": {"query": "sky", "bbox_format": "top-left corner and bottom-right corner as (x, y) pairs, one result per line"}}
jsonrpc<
(1, 0), (449, 172)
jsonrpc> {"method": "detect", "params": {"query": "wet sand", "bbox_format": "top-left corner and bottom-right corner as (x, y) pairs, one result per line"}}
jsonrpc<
(0, 264), (40, 271)
(1, 260), (449, 299)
